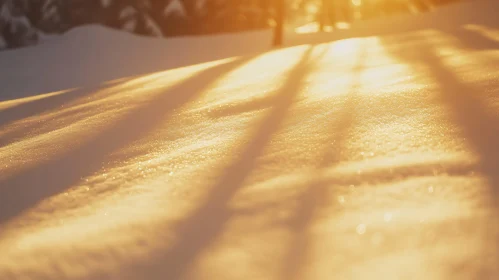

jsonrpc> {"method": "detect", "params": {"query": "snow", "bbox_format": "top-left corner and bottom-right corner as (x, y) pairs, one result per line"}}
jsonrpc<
(8, 16), (31, 33)
(1, 0), (499, 279)
(144, 14), (164, 37)
(122, 18), (137, 32)
(0, 25), (273, 100)
(163, 0), (186, 17)
(42, 1), (58, 20)
(119, 6), (137, 20)
(0, 36), (6, 49)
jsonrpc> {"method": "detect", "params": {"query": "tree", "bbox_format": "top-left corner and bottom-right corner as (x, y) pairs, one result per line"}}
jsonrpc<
(273, 0), (284, 46)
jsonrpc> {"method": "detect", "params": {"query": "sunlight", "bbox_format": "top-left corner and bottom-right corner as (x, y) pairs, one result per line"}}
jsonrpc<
(0, 58), (235, 184)
(463, 24), (499, 43)
(331, 37), (363, 55)
(306, 3), (319, 14)
(0, 89), (73, 111)
(356, 37), (421, 95)
(302, 38), (365, 100)
(0, 47), (313, 280)
(190, 45), (311, 114)
(335, 21), (351, 30)
(3, 0), (499, 277)
(425, 29), (499, 86)
(295, 22), (320, 34)
(294, 22), (349, 34)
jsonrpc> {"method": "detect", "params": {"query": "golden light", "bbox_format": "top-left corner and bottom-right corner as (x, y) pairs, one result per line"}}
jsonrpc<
(2, 6), (499, 279)
(0, 89), (73, 111)
(295, 22), (320, 34)
(463, 24), (499, 43)
(305, 3), (319, 14)
(352, 0), (362, 7)
(335, 21), (351, 30)
(0, 46), (316, 279)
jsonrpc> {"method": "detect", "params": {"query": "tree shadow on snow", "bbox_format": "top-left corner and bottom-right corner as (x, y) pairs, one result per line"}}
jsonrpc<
(0, 55), (258, 227)
(0, 74), (186, 148)
(278, 40), (367, 280)
(0, 30), (274, 102)
(379, 26), (499, 276)
(386, 27), (499, 195)
(449, 25), (499, 51)
(0, 78), (134, 134)
(122, 45), (320, 280)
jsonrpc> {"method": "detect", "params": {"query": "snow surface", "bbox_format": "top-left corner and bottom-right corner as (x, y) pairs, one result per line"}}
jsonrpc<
(120, 6), (138, 20)
(1, 0), (499, 279)
(0, 25), (273, 100)
(144, 14), (164, 37)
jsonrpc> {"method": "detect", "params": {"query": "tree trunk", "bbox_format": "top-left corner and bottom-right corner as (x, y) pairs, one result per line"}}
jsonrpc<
(319, 0), (327, 31)
(273, 0), (284, 46)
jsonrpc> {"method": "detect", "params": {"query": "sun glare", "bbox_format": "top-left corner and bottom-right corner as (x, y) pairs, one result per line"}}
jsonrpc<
(352, 0), (362, 7)
(0, 89), (73, 111)
(306, 3), (319, 14)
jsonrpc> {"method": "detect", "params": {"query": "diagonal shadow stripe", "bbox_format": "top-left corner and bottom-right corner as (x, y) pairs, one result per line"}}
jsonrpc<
(123, 46), (319, 280)
(279, 40), (367, 280)
(0, 56), (255, 226)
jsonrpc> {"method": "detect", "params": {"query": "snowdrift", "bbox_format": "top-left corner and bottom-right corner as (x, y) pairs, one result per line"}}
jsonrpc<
(0, 25), (273, 101)
(1, 0), (496, 101)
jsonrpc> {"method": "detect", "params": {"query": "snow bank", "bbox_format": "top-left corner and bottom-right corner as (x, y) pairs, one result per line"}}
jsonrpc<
(0, 24), (272, 101)
(1, 0), (494, 101)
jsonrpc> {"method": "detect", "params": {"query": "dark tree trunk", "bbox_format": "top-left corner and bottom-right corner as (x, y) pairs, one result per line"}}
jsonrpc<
(273, 0), (284, 46)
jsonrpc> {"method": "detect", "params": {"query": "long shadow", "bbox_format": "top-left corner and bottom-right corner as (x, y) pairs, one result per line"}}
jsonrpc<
(380, 26), (499, 208)
(0, 76), (166, 148)
(436, 29), (499, 191)
(0, 78), (133, 130)
(0, 56), (255, 226)
(394, 29), (499, 188)
(0, 30), (275, 102)
(279, 42), (367, 280)
(440, 24), (499, 51)
(379, 30), (499, 277)
(126, 46), (318, 280)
